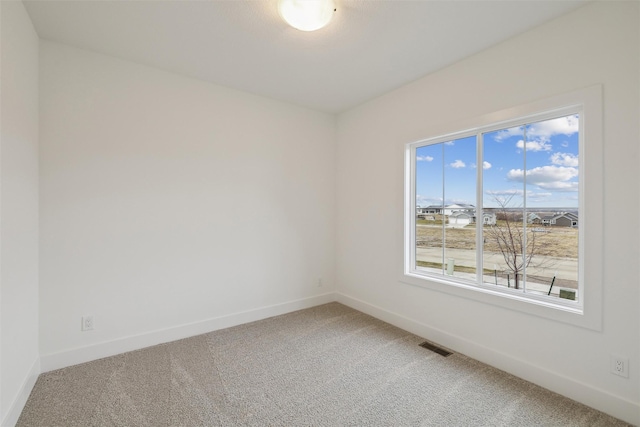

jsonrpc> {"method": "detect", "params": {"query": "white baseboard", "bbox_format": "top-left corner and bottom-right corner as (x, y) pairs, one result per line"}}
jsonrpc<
(1, 357), (41, 427)
(40, 293), (336, 373)
(335, 292), (640, 426)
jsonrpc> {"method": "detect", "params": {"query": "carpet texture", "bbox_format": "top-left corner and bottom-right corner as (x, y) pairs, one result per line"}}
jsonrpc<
(17, 303), (630, 426)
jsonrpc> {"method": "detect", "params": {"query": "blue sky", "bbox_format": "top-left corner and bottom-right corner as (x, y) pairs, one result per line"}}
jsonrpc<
(416, 114), (579, 209)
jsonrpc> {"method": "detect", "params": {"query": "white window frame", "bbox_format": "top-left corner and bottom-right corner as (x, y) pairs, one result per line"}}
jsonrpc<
(402, 86), (603, 331)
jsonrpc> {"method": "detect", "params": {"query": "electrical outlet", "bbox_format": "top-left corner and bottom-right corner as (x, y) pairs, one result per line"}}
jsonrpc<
(610, 355), (629, 378)
(81, 315), (94, 331)
(317, 277), (323, 287)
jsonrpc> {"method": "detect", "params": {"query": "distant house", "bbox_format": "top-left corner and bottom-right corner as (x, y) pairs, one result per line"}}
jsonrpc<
(416, 205), (443, 218)
(481, 212), (497, 225)
(554, 212), (578, 227)
(443, 203), (474, 216)
(527, 213), (542, 224)
(424, 205), (443, 214)
(418, 204), (475, 216)
(470, 212), (496, 225)
(542, 212), (578, 227)
(449, 211), (472, 227)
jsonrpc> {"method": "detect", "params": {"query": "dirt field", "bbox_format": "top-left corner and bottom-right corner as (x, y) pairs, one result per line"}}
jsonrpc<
(415, 219), (579, 289)
(416, 221), (578, 259)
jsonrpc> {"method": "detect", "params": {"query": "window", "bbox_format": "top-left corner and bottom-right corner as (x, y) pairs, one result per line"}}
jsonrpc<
(404, 87), (603, 328)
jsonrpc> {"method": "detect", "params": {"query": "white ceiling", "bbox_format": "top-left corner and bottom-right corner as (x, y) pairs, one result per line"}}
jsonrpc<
(24, 0), (588, 113)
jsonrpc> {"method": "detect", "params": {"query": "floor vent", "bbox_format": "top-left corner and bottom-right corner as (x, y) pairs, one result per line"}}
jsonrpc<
(419, 341), (453, 357)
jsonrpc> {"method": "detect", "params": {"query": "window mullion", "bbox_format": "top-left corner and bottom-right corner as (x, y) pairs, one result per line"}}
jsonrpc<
(411, 146), (417, 272)
(522, 126), (527, 293)
(441, 143), (445, 275)
(476, 132), (484, 286)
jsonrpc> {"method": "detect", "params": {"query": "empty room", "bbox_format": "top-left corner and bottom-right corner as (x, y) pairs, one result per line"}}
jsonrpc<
(2, 0), (638, 425)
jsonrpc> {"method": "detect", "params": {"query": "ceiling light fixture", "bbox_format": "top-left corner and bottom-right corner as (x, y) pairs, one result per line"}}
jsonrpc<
(278, 0), (336, 32)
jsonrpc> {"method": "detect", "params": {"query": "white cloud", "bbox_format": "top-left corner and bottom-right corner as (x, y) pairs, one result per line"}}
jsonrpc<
(507, 166), (579, 192)
(444, 141), (454, 146)
(494, 115), (579, 156)
(550, 152), (578, 167)
(483, 161), (492, 170)
(536, 181), (580, 192)
(495, 115), (579, 142)
(516, 139), (552, 152)
(527, 115), (579, 139)
(494, 126), (522, 141)
(507, 166), (578, 183)
(417, 155), (433, 162)
(450, 160), (465, 168)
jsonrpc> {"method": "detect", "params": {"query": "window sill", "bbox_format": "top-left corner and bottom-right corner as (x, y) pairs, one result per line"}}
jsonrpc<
(400, 271), (599, 330)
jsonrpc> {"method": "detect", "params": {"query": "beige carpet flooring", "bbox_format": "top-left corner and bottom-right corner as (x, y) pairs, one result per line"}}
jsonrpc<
(17, 303), (630, 426)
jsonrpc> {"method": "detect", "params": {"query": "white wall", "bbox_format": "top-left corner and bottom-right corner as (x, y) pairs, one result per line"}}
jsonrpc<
(336, 1), (639, 424)
(0, 1), (40, 425)
(39, 42), (336, 367)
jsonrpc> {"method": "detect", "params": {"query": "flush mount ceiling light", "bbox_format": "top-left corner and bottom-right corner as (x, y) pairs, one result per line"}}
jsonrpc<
(278, 0), (336, 32)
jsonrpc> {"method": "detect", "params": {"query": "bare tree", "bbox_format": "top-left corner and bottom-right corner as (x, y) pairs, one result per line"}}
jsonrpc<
(484, 195), (551, 289)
